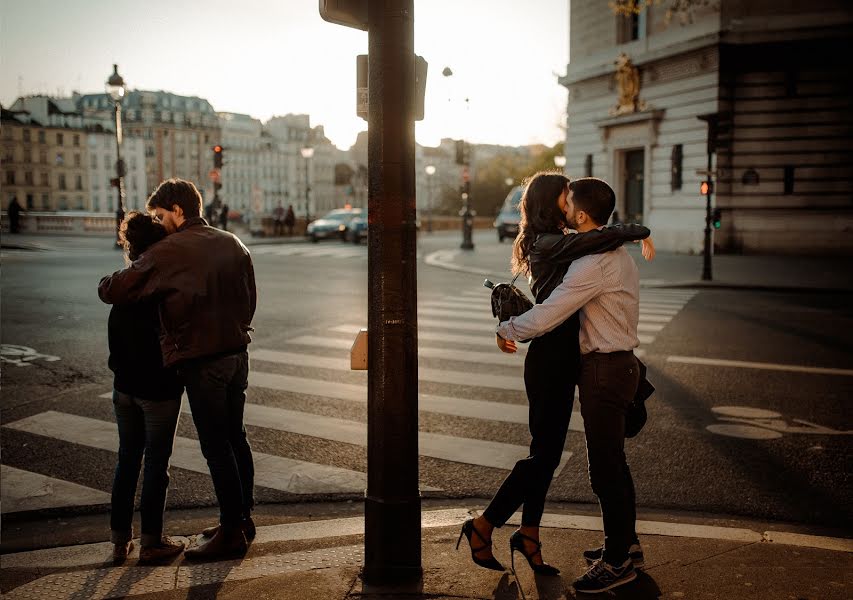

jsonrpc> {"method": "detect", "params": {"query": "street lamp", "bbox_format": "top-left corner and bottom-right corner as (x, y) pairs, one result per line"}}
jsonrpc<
(505, 177), (514, 187)
(106, 64), (126, 247)
(300, 145), (314, 228)
(425, 164), (436, 233)
(553, 155), (567, 169)
(443, 66), (474, 250)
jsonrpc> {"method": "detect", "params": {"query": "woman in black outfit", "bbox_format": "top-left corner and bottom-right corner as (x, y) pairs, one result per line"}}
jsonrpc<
(109, 212), (186, 564)
(457, 172), (650, 575)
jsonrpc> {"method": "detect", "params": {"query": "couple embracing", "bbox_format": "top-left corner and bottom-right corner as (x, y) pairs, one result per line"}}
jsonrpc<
(459, 174), (655, 594)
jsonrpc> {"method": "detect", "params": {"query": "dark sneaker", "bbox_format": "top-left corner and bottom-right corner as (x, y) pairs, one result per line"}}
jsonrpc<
(201, 517), (256, 542)
(583, 543), (644, 568)
(139, 536), (186, 564)
(573, 558), (637, 594)
(112, 540), (134, 565)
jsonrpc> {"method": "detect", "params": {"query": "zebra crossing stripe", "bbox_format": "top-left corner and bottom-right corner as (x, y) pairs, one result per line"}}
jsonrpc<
(419, 306), (674, 325)
(1, 465), (111, 514)
(329, 324), (530, 354)
(251, 349), (526, 392)
(181, 402), (572, 474)
(4, 411), (369, 494)
(287, 335), (521, 367)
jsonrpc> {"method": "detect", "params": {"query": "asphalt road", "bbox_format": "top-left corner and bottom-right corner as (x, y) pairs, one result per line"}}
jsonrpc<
(2, 231), (851, 539)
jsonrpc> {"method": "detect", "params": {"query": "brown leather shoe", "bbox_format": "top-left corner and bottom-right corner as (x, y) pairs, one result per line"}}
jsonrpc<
(185, 528), (247, 562)
(201, 517), (256, 542)
(139, 536), (186, 564)
(112, 540), (134, 565)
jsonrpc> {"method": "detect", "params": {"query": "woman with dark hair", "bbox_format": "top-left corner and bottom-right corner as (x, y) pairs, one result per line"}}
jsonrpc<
(457, 172), (651, 576)
(108, 211), (185, 564)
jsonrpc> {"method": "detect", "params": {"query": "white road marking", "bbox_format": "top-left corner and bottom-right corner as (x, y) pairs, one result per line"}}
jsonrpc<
(330, 324), (530, 353)
(5, 411), (369, 495)
(667, 356), (853, 377)
(287, 335), (521, 366)
(1, 465), (110, 514)
(181, 402), (572, 474)
(251, 348), (527, 392)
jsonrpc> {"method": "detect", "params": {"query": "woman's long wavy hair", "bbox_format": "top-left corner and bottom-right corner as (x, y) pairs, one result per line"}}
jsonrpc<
(119, 211), (168, 265)
(511, 171), (570, 275)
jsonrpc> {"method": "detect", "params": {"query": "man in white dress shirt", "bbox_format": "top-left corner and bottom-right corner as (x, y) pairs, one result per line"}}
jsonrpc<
(497, 177), (653, 594)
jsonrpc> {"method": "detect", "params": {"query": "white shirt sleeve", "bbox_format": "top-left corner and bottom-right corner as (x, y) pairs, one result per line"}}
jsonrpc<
(496, 256), (604, 341)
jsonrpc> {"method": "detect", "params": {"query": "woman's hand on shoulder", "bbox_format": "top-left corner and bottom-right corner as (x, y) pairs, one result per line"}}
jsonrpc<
(633, 236), (656, 261)
(496, 333), (517, 354)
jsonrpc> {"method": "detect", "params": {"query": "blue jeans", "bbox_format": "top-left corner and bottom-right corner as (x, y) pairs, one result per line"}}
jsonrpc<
(111, 390), (181, 546)
(180, 351), (254, 529)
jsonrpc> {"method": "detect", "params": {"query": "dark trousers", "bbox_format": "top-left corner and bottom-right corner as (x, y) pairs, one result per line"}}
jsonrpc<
(111, 390), (181, 546)
(483, 321), (578, 527)
(181, 351), (254, 528)
(578, 351), (640, 565)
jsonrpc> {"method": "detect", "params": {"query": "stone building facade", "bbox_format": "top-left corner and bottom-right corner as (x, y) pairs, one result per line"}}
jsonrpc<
(561, 0), (853, 254)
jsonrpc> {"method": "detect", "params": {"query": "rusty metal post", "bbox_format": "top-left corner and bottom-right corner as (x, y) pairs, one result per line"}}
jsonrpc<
(363, 0), (422, 585)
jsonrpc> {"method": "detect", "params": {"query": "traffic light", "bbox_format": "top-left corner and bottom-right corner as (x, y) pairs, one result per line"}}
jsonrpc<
(213, 145), (224, 169)
(700, 180), (713, 196)
(712, 208), (722, 229)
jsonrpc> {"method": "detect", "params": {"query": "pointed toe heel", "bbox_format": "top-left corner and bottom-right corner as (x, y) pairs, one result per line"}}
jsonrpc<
(509, 531), (560, 576)
(456, 518), (505, 572)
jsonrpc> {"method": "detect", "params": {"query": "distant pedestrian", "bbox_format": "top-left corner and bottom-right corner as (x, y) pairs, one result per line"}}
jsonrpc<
(273, 203), (285, 236)
(220, 203), (229, 231)
(8, 197), (23, 234)
(108, 211), (186, 565)
(99, 178), (257, 561)
(284, 204), (295, 236)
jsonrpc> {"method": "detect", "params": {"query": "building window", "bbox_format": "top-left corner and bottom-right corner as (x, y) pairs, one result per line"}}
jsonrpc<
(40, 150), (47, 163)
(26, 193), (34, 209)
(42, 193), (49, 208)
(56, 153), (64, 165)
(23, 129), (31, 142)
(73, 134), (80, 146)
(93, 198), (100, 212)
(91, 154), (98, 169)
(6, 170), (15, 185)
(25, 171), (33, 185)
(38, 130), (46, 143)
(24, 148), (32, 163)
(74, 154), (81, 167)
(57, 133), (64, 145)
(59, 196), (68, 210)
(76, 175), (83, 190)
(59, 174), (66, 190)
(784, 166), (795, 195)
(76, 196), (84, 209)
(618, 10), (646, 43)
(670, 145), (683, 191)
(41, 172), (49, 186)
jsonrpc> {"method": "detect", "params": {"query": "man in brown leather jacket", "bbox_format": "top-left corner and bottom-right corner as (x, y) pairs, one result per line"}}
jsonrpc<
(99, 178), (257, 560)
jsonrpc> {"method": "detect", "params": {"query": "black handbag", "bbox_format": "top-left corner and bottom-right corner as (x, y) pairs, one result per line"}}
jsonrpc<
(484, 274), (534, 323)
(626, 359), (654, 438)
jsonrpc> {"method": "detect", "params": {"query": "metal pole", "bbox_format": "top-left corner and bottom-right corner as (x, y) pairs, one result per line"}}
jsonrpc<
(363, 0), (422, 585)
(460, 177), (473, 250)
(114, 101), (125, 247)
(702, 145), (713, 281)
(427, 173), (433, 233)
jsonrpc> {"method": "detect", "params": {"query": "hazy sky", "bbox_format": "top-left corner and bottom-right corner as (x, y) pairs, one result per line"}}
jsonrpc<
(0, 0), (568, 150)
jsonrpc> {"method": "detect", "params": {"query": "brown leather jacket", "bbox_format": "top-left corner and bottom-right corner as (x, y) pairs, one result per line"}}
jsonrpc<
(98, 217), (257, 367)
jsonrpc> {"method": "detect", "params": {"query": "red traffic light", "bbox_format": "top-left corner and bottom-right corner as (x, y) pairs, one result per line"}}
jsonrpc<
(213, 145), (223, 153)
(700, 180), (713, 195)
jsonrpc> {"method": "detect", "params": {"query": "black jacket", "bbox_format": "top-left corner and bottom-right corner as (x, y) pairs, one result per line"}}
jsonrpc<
(108, 301), (183, 401)
(98, 217), (257, 367)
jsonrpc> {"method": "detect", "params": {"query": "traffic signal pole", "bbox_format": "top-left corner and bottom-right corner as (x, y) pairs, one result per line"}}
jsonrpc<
(364, 0), (422, 584)
(702, 148), (713, 281)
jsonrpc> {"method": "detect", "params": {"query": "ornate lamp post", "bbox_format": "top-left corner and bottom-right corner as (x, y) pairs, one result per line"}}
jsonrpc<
(425, 164), (436, 233)
(106, 64), (127, 247)
(300, 145), (314, 228)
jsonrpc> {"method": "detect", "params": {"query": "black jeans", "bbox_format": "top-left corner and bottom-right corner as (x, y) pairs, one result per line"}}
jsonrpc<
(578, 351), (640, 565)
(111, 390), (181, 546)
(180, 351), (254, 529)
(483, 320), (578, 528)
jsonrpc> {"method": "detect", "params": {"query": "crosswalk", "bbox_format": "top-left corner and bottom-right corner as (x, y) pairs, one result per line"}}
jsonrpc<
(1, 288), (696, 514)
(249, 244), (365, 259)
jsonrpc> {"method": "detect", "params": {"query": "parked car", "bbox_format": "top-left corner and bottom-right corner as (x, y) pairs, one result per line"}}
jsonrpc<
(306, 207), (365, 242)
(346, 215), (368, 244)
(494, 185), (523, 242)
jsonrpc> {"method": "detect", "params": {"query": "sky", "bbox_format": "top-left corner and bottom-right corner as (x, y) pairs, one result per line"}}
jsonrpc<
(0, 0), (569, 150)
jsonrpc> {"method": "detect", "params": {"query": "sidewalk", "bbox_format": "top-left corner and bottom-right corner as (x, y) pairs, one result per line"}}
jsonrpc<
(2, 503), (851, 599)
(423, 230), (853, 294)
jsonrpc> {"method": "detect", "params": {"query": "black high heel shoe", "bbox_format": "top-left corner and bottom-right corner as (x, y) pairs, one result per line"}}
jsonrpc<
(456, 518), (505, 571)
(509, 530), (560, 576)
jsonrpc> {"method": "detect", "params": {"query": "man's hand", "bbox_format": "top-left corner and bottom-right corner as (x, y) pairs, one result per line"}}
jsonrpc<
(634, 236), (655, 261)
(496, 333), (517, 354)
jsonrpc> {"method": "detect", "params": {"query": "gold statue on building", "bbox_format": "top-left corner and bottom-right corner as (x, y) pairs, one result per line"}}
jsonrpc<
(611, 53), (646, 115)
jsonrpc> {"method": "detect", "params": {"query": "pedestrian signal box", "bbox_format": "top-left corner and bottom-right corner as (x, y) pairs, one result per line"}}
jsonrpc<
(213, 145), (224, 169)
(700, 180), (713, 196)
(712, 208), (722, 229)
